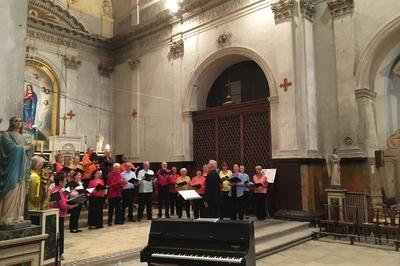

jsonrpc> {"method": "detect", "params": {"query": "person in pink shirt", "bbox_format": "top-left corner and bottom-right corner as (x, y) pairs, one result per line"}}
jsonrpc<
(50, 172), (78, 260)
(107, 163), (127, 226)
(252, 165), (268, 220)
(191, 170), (206, 219)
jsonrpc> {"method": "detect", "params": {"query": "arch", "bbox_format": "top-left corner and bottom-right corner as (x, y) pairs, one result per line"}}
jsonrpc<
(24, 58), (61, 136)
(356, 15), (400, 91)
(183, 47), (277, 112)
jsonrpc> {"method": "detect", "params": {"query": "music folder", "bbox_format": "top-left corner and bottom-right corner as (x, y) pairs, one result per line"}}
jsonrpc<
(67, 194), (87, 205)
(128, 177), (139, 184)
(191, 184), (201, 190)
(229, 176), (241, 183)
(178, 190), (202, 200)
(177, 181), (187, 187)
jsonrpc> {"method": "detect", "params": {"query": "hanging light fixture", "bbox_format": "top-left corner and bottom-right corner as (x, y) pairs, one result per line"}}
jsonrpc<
(166, 0), (182, 13)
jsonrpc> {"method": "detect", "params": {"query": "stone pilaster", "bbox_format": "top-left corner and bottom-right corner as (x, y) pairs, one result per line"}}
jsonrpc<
(328, 0), (362, 157)
(355, 88), (378, 157)
(271, 1), (300, 157)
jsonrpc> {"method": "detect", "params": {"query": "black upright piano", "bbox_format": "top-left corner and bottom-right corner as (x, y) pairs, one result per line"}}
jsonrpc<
(140, 219), (255, 265)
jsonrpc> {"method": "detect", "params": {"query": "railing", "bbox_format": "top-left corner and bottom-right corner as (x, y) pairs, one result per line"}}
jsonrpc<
(314, 204), (400, 251)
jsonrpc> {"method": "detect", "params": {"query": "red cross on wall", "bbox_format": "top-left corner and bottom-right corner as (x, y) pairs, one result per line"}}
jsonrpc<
(66, 110), (76, 119)
(131, 109), (138, 118)
(279, 78), (292, 92)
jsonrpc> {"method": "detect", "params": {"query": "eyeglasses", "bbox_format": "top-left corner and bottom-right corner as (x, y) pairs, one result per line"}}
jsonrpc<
(13, 120), (22, 122)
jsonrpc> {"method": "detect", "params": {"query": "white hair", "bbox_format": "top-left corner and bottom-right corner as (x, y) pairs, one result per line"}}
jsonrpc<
(113, 163), (120, 169)
(209, 160), (217, 170)
(180, 168), (187, 173)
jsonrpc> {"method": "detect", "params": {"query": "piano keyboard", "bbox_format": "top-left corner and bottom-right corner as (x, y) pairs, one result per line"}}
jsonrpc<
(152, 252), (243, 264)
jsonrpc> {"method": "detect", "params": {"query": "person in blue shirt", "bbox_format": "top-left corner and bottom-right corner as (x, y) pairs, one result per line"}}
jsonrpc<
(228, 164), (246, 220)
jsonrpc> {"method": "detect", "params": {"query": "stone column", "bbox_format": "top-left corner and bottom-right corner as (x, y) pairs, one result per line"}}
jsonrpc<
(355, 88), (378, 157)
(271, 0), (300, 157)
(328, 0), (363, 157)
(0, 0), (27, 130)
(268, 96), (280, 158)
(299, 0), (319, 157)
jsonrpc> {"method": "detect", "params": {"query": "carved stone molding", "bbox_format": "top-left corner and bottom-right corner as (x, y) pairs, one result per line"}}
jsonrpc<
(98, 64), (114, 77)
(388, 129), (400, 150)
(63, 55), (81, 69)
(217, 32), (232, 47)
(271, 0), (295, 23)
(300, 0), (315, 22)
(394, 60), (400, 76)
(355, 88), (377, 100)
(327, 0), (354, 17)
(127, 58), (140, 70)
(169, 39), (184, 59)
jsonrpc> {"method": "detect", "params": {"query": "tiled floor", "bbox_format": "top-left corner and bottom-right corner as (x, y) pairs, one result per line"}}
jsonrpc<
(63, 219), (400, 266)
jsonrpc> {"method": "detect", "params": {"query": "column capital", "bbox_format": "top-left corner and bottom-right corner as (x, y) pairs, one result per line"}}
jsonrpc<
(271, 0), (295, 23)
(98, 64), (114, 77)
(300, 0), (316, 22)
(63, 55), (81, 70)
(327, 0), (354, 17)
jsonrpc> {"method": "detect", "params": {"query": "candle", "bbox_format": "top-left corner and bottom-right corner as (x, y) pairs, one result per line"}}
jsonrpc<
(40, 141), (44, 154)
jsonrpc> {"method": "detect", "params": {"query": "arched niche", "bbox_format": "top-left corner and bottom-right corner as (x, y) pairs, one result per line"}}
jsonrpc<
(184, 47), (277, 113)
(24, 58), (61, 137)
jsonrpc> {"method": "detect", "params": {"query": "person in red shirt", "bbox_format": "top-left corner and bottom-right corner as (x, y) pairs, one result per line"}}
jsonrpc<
(156, 161), (171, 218)
(169, 166), (179, 216)
(107, 163), (127, 226)
(50, 172), (78, 260)
(87, 169), (106, 229)
(191, 170), (206, 219)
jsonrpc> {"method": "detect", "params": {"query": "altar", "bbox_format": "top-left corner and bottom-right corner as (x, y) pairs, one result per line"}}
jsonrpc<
(48, 135), (83, 163)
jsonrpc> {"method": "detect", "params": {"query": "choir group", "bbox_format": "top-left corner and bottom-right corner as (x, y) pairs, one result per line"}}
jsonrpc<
(27, 148), (269, 260)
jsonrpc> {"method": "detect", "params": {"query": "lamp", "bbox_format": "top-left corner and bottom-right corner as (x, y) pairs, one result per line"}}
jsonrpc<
(166, 0), (182, 13)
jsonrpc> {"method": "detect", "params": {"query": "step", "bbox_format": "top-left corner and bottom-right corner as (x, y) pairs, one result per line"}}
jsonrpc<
(255, 227), (314, 259)
(255, 220), (310, 243)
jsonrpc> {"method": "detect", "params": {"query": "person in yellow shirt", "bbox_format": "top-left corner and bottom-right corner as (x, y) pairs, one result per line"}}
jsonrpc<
(29, 156), (46, 210)
(176, 168), (192, 218)
(219, 161), (232, 219)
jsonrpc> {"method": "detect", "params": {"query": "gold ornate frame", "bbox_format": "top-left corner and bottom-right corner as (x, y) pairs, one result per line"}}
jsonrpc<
(25, 58), (60, 136)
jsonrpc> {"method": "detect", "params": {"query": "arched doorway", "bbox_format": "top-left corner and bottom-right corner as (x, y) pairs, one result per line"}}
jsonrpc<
(192, 61), (271, 174)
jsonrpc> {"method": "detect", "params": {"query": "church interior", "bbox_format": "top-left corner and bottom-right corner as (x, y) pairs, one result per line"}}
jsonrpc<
(1, 0), (400, 265)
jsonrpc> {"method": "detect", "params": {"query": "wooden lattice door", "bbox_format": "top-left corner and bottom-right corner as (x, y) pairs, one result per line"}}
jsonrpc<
(193, 100), (271, 174)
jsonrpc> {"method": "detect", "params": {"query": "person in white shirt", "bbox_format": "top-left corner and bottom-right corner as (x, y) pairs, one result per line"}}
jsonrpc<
(137, 161), (154, 221)
(120, 163), (136, 222)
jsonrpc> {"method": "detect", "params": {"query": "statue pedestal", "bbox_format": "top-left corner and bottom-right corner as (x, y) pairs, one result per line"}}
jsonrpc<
(325, 188), (347, 221)
(0, 225), (48, 266)
(29, 209), (59, 265)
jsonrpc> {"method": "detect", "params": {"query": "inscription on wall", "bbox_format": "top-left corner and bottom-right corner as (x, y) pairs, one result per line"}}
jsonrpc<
(27, 29), (77, 49)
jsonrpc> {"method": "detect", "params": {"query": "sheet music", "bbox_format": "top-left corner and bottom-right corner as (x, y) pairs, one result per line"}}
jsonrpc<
(178, 190), (202, 200)
(262, 169), (277, 183)
(86, 188), (95, 194)
(75, 185), (84, 190)
(62, 187), (71, 193)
